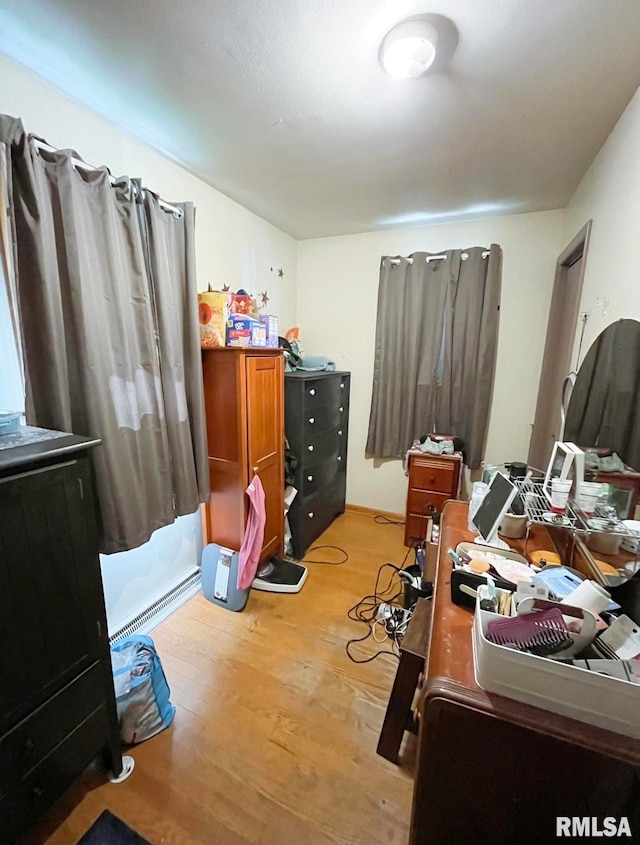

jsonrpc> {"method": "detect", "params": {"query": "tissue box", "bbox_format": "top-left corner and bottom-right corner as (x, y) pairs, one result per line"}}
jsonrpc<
(226, 316), (266, 348)
(198, 291), (230, 348)
(260, 314), (279, 348)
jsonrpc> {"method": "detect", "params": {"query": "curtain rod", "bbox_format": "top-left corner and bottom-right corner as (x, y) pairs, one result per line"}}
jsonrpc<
(389, 250), (491, 265)
(31, 138), (183, 218)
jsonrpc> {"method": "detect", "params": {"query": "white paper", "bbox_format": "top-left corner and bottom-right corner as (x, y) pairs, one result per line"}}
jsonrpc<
(599, 614), (640, 659)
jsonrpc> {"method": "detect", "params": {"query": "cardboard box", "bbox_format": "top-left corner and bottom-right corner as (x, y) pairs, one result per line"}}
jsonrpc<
(226, 316), (266, 348)
(229, 293), (255, 316)
(198, 291), (230, 348)
(260, 314), (279, 348)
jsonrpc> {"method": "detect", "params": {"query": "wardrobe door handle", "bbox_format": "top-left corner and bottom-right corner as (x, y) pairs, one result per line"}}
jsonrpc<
(307, 475), (313, 482)
(337, 456), (342, 462)
(308, 445), (314, 452)
(339, 406), (344, 412)
(309, 388), (316, 396)
(308, 417), (315, 424)
(340, 383), (344, 389)
(338, 429), (343, 436)
(308, 511), (314, 519)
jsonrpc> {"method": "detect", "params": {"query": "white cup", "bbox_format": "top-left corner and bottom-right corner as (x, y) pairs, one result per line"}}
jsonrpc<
(550, 478), (572, 513)
(564, 579), (612, 616)
(577, 481), (602, 515)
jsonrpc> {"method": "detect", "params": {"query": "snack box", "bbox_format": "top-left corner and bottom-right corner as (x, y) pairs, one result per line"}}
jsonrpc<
(226, 316), (267, 348)
(198, 291), (230, 348)
(260, 314), (279, 348)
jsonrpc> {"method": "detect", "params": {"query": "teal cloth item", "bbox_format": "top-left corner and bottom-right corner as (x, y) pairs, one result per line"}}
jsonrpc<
(297, 355), (336, 371)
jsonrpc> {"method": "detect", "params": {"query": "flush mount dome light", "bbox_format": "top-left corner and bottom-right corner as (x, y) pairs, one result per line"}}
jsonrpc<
(381, 20), (438, 79)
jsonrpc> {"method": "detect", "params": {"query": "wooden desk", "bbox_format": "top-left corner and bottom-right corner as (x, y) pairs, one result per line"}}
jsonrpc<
(410, 500), (640, 845)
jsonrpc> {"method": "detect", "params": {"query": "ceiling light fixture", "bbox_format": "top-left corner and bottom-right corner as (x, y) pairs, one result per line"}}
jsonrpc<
(381, 19), (438, 79)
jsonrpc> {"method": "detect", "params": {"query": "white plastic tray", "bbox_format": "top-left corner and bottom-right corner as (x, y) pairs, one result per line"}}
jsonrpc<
(472, 604), (640, 738)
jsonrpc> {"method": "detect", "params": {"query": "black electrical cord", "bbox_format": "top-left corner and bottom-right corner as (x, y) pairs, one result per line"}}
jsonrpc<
(345, 546), (414, 664)
(301, 545), (349, 565)
(372, 514), (405, 526)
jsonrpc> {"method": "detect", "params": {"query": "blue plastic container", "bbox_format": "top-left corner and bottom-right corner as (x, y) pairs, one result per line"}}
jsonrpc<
(0, 412), (21, 435)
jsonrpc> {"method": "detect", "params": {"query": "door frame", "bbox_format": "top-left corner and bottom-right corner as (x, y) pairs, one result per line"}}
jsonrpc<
(527, 220), (592, 472)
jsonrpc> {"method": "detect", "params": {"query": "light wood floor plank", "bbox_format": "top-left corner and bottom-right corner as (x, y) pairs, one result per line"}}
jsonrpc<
(23, 511), (415, 845)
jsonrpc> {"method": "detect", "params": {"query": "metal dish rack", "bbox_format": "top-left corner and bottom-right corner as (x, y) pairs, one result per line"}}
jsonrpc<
(514, 478), (637, 560)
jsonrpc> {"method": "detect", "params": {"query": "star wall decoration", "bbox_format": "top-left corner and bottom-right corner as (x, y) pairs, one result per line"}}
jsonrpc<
(260, 291), (269, 307)
(222, 284), (230, 291)
(278, 268), (284, 278)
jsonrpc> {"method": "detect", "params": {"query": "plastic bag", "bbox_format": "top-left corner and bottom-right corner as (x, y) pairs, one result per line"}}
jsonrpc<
(110, 634), (175, 744)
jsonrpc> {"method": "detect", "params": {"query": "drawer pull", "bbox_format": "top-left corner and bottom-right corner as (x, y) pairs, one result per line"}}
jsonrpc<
(308, 417), (315, 424)
(338, 429), (343, 435)
(339, 406), (344, 412)
(24, 738), (36, 754)
(307, 475), (313, 482)
(309, 388), (316, 396)
(308, 511), (314, 519)
(429, 476), (435, 483)
(31, 786), (44, 798)
(308, 445), (314, 452)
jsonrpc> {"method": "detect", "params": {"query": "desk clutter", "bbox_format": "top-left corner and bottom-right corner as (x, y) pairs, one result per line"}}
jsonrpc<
(447, 541), (640, 737)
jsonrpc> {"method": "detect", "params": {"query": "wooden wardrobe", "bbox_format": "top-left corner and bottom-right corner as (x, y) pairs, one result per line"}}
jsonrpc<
(202, 348), (284, 564)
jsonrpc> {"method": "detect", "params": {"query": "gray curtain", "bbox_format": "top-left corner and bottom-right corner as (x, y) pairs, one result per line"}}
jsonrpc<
(139, 189), (209, 509)
(367, 246), (502, 469)
(437, 245), (502, 469)
(1, 115), (209, 553)
(366, 252), (451, 457)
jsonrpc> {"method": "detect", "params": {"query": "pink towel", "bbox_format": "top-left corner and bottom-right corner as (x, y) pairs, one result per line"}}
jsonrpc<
(237, 474), (267, 589)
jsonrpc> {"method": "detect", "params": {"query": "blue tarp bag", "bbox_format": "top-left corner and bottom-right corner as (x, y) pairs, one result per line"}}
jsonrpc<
(110, 634), (175, 744)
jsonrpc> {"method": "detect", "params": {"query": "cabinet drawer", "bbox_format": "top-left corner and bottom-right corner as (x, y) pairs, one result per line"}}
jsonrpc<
(300, 426), (347, 467)
(288, 474), (346, 559)
(407, 490), (451, 521)
(0, 661), (103, 798)
(296, 454), (341, 499)
(0, 704), (108, 842)
(301, 402), (345, 434)
(411, 459), (458, 494)
(300, 376), (348, 410)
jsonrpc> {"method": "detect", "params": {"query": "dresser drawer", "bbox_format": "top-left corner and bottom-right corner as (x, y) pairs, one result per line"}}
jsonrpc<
(301, 402), (345, 434)
(0, 704), (108, 842)
(300, 376), (348, 410)
(411, 458), (458, 494)
(300, 425), (347, 467)
(407, 490), (451, 522)
(288, 474), (347, 559)
(296, 454), (341, 498)
(0, 661), (103, 798)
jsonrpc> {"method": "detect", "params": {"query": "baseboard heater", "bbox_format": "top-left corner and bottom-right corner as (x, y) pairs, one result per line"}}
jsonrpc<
(109, 569), (201, 644)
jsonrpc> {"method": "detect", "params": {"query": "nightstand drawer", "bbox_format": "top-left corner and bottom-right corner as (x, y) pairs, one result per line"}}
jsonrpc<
(411, 459), (457, 494)
(407, 490), (451, 522)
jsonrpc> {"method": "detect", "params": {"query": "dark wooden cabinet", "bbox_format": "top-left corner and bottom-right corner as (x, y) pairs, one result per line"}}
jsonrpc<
(202, 348), (285, 563)
(404, 451), (462, 546)
(284, 371), (350, 560)
(0, 431), (122, 842)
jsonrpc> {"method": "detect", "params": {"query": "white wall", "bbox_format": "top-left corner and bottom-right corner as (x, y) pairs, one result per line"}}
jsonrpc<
(564, 85), (640, 362)
(0, 54), (298, 632)
(297, 211), (566, 515)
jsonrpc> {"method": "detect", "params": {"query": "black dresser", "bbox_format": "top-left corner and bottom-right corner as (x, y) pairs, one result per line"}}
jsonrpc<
(284, 371), (350, 559)
(0, 428), (122, 842)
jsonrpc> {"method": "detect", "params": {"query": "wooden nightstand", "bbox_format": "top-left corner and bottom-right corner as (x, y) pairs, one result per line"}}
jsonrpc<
(404, 451), (462, 547)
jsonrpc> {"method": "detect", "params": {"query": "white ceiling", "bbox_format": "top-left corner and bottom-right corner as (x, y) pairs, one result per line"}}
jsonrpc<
(2, 0), (640, 239)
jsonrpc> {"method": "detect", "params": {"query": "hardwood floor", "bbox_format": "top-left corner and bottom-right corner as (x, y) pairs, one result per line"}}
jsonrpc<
(25, 510), (416, 845)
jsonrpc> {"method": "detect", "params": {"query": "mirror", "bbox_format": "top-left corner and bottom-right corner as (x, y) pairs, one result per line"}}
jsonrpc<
(562, 319), (640, 584)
